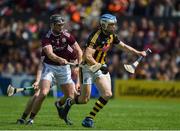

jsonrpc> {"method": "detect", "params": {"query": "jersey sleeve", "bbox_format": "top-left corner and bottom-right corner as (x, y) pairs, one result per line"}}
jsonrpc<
(113, 34), (121, 45)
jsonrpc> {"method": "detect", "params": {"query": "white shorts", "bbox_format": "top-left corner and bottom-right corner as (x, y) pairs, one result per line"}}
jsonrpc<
(82, 65), (110, 85)
(41, 63), (73, 86)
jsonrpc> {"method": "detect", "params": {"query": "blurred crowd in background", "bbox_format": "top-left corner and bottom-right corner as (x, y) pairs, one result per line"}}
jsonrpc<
(0, 0), (179, 81)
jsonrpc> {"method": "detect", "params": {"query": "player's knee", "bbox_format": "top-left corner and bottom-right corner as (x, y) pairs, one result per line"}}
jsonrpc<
(40, 87), (49, 96)
(102, 92), (112, 100)
(34, 93), (46, 103)
(34, 93), (38, 97)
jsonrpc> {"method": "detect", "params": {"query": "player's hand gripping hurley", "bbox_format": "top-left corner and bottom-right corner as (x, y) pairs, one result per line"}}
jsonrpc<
(7, 84), (33, 96)
(124, 48), (152, 74)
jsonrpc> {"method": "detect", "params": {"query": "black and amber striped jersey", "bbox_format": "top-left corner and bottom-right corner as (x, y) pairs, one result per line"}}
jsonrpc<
(85, 29), (120, 64)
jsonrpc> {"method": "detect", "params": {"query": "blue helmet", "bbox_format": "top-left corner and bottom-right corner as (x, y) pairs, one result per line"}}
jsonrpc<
(100, 14), (117, 31)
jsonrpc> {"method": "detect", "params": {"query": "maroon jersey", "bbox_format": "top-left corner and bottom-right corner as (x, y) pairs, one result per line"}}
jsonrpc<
(41, 30), (77, 65)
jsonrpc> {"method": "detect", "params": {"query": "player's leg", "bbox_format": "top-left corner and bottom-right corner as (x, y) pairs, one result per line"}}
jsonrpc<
(55, 83), (75, 119)
(73, 67), (92, 104)
(82, 73), (112, 128)
(54, 65), (76, 125)
(57, 83), (91, 126)
(24, 63), (55, 125)
(16, 89), (40, 124)
(55, 84), (77, 108)
(59, 68), (92, 125)
(26, 80), (51, 124)
(87, 75), (112, 118)
(62, 66), (92, 105)
(54, 82), (88, 124)
(55, 69), (86, 108)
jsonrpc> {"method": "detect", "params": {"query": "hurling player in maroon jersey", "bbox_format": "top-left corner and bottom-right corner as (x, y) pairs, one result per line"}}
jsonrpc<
(25, 14), (82, 125)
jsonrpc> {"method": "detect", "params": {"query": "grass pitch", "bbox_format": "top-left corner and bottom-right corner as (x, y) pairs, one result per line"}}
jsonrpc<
(0, 96), (180, 130)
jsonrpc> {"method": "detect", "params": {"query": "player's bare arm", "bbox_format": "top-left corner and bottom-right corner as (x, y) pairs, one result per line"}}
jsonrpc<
(71, 41), (83, 64)
(84, 46), (99, 65)
(71, 41), (82, 92)
(32, 57), (44, 90)
(118, 41), (146, 57)
(43, 45), (68, 65)
(32, 63), (42, 90)
(72, 64), (81, 93)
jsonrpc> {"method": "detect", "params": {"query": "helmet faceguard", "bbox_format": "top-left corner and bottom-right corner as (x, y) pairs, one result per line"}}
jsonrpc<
(100, 14), (117, 34)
